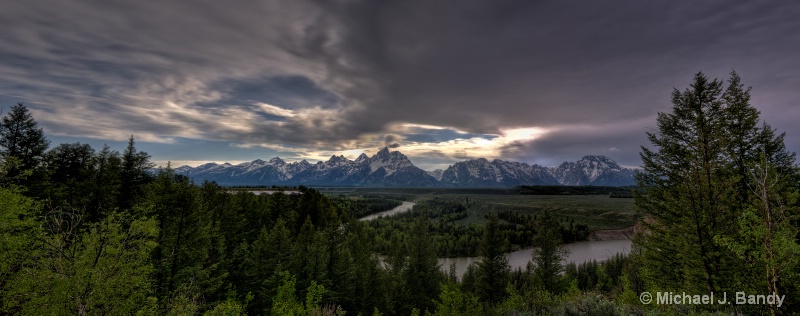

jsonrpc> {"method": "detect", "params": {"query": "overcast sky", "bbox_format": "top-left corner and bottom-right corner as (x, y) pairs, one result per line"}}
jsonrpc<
(2, 1), (800, 170)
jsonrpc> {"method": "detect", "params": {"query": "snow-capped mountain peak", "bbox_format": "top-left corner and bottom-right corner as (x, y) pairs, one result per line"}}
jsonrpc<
(440, 157), (558, 187)
(550, 155), (633, 186)
(175, 150), (634, 187)
(268, 157), (286, 165)
(326, 155), (350, 167)
(375, 147), (391, 157)
(368, 148), (413, 175)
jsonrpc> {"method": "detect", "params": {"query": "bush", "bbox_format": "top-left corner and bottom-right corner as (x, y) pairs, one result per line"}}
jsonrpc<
(555, 294), (623, 316)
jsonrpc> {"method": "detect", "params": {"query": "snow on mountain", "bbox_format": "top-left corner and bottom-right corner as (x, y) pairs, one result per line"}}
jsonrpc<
(284, 160), (311, 178)
(175, 150), (635, 187)
(426, 169), (445, 181)
(549, 155), (635, 186)
(177, 147), (438, 187)
(440, 158), (559, 187)
(369, 147), (414, 175)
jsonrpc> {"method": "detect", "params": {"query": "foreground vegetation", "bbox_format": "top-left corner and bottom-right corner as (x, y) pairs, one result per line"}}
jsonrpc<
(2, 71), (800, 315)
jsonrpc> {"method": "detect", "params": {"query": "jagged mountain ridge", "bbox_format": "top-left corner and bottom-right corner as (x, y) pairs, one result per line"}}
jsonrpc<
(175, 147), (439, 187)
(439, 158), (560, 187)
(175, 148), (636, 187)
(549, 155), (636, 186)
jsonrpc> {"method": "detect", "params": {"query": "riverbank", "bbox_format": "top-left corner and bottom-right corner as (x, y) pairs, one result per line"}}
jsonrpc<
(588, 225), (635, 240)
(586, 217), (652, 240)
(358, 201), (416, 221)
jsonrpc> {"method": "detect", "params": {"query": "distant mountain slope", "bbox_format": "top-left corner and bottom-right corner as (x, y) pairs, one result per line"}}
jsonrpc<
(426, 169), (445, 180)
(176, 147), (439, 187)
(175, 149), (636, 187)
(548, 155), (636, 186)
(439, 158), (559, 187)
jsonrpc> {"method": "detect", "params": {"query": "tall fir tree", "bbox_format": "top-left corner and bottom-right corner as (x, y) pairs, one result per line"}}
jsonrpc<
(241, 219), (294, 314)
(45, 143), (96, 212)
(292, 217), (330, 294)
(119, 135), (153, 211)
(475, 214), (511, 305)
(637, 72), (737, 294)
(636, 72), (798, 297)
(0, 103), (50, 194)
(400, 218), (442, 314)
(530, 209), (568, 294)
(91, 145), (122, 218)
(340, 221), (390, 314)
(144, 167), (219, 311)
(721, 72), (796, 210)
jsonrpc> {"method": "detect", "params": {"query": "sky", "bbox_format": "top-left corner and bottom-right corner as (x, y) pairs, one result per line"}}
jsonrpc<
(2, 1), (800, 171)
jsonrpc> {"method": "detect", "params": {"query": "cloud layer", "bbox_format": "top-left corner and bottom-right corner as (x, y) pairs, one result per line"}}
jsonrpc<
(2, 1), (800, 168)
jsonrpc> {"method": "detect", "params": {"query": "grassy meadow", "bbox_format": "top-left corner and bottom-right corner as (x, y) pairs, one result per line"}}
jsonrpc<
(316, 187), (638, 231)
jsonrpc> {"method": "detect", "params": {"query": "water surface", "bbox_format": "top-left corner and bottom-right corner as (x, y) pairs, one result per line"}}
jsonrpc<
(439, 239), (632, 279)
(358, 201), (416, 221)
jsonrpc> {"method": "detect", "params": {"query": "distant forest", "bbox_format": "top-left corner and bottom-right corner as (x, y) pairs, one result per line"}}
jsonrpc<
(2, 71), (800, 315)
(517, 185), (635, 197)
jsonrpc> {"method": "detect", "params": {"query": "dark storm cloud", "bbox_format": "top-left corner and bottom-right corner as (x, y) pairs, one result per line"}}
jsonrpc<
(502, 120), (653, 168)
(206, 76), (341, 110)
(314, 0), (800, 164)
(2, 0), (800, 165)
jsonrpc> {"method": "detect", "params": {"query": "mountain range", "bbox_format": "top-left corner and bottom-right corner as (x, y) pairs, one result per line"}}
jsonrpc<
(174, 147), (636, 187)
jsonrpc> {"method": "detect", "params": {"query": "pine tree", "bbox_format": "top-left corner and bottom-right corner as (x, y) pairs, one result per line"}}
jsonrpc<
(635, 72), (798, 296)
(721, 72), (796, 210)
(46, 143), (96, 211)
(341, 221), (390, 314)
(0, 103), (49, 170)
(119, 135), (153, 211)
(475, 214), (510, 304)
(90, 145), (122, 217)
(145, 167), (216, 308)
(400, 218), (441, 314)
(0, 103), (49, 192)
(292, 217), (330, 293)
(531, 209), (568, 294)
(637, 73), (738, 293)
(238, 219), (294, 314)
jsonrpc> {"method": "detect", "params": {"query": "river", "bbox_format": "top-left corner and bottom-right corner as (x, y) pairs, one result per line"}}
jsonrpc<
(357, 202), (632, 279)
(438, 239), (632, 279)
(358, 201), (416, 221)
